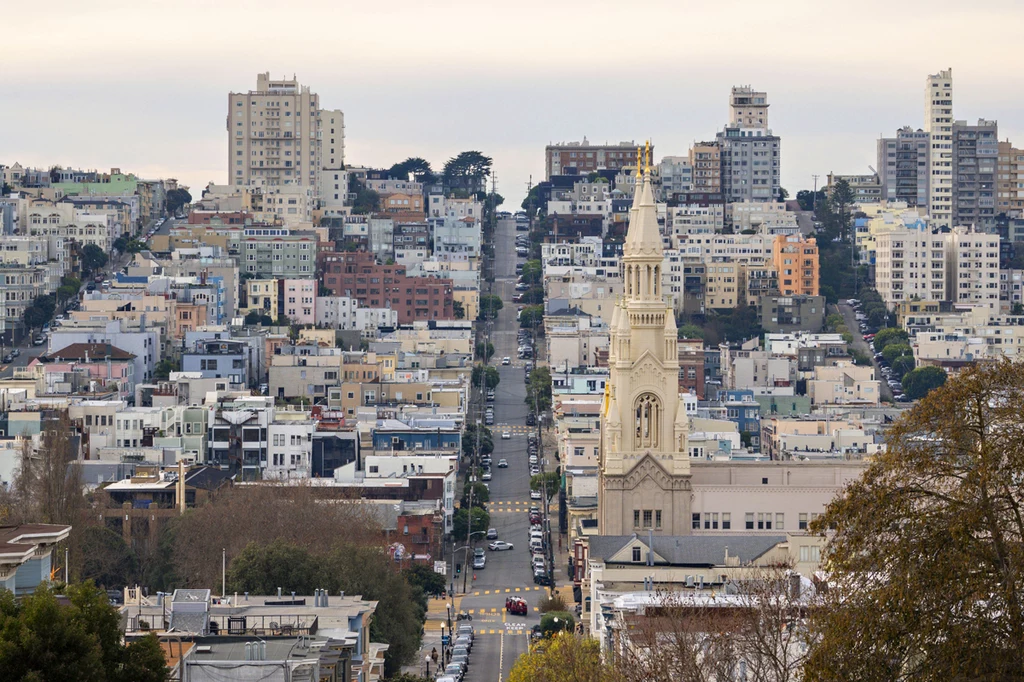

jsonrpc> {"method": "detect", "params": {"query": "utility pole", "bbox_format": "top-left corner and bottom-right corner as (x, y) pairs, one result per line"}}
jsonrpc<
(811, 174), (820, 212)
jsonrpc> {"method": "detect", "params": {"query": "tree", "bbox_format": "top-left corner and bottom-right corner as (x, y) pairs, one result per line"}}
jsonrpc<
(806, 360), (1024, 681)
(829, 179), (856, 242)
(521, 259), (543, 286)
(403, 564), (446, 599)
(539, 611), (575, 638)
(227, 539), (320, 595)
(519, 305), (544, 329)
(537, 593), (568, 614)
(615, 569), (814, 682)
(166, 188), (192, 215)
(9, 412), (83, 526)
(873, 327), (909, 353)
(81, 244), (108, 274)
(526, 366), (552, 414)
(483, 366), (500, 390)
(352, 187), (381, 215)
(453, 300), (465, 319)
(475, 342), (494, 362)
(0, 582), (170, 682)
(479, 294), (504, 320)
(77, 526), (139, 589)
(460, 482), (490, 509)
(901, 365), (947, 400)
(443, 151), (492, 182)
(509, 632), (612, 682)
(462, 423), (493, 459)
(867, 307), (888, 329)
(388, 157), (434, 183)
(890, 354), (915, 379)
(452, 507), (489, 539)
(882, 343), (912, 365)
(797, 189), (826, 212)
(244, 310), (262, 325)
(530, 472), (560, 500)
(153, 358), (179, 381)
(778, 186), (790, 201)
(677, 323), (703, 340)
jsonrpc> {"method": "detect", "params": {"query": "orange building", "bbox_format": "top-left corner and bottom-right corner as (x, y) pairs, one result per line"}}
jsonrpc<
(772, 234), (819, 296)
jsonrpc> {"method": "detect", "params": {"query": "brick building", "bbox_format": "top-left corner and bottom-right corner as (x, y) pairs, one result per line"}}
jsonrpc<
(318, 251), (454, 324)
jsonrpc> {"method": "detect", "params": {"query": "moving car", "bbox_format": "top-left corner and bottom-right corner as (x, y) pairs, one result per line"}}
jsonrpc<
(501, 431), (511, 440)
(505, 596), (528, 615)
(489, 540), (514, 551)
(486, 528), (498, 539)
(473, 554), (486, 569)
(501, 357), (511, 365)
(1, 354), (12, 363)
(497, 458), (508, 468)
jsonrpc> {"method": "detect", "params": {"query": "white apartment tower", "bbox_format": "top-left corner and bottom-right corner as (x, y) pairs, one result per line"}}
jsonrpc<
(925, 69), (954, 228)
(228, 73), (346, 203)
(729, 86), (769, 130)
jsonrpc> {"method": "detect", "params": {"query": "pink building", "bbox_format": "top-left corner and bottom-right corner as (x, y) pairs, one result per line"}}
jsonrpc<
(283, 279), (317, 326)
(35, 343), (136, 398)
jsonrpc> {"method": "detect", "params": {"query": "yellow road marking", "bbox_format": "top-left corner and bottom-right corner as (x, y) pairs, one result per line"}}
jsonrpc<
(514, 588), (520, 592)
(504, 588), (510, 593)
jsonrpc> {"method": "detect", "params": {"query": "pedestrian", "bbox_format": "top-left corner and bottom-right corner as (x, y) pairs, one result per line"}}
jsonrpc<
(431, 647), (438, 665)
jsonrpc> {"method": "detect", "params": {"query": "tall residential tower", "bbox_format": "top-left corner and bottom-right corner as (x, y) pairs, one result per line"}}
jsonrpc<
(925, 69), (954, 228)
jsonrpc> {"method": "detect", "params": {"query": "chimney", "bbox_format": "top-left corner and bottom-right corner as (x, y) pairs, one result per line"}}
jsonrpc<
(177, 459), (185, 514)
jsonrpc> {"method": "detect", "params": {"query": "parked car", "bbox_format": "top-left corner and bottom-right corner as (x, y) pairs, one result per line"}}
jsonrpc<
(530, 489), (542, 500)
(473, 555), (486, 569)
(2, 354), (12, 364)
(481, 471), (492, 481)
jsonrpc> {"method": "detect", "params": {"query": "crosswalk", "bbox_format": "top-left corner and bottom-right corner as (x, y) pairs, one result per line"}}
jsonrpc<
(486, 501), (535, 514)
(426, 622), (534, 633)
(471, 586), (546, 596)
(492, 424), (535, 435)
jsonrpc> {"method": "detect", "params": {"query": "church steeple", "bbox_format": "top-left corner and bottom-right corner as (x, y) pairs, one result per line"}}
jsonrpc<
(599, 142), (691, 537)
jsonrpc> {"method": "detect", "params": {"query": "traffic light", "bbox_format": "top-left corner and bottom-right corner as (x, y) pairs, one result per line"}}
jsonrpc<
(456, 563), (462, 575)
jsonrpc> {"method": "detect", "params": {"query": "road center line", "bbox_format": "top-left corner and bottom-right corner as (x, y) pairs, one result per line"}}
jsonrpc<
(497, 630), (504, 682)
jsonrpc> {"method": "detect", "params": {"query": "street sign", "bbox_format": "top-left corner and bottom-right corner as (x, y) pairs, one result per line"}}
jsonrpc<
(434, 561), (447, 575)
(441, 635), (450, 645)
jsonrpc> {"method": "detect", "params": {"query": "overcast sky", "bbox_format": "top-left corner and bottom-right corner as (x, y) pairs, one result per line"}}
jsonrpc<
(3, 0), (1023, 209)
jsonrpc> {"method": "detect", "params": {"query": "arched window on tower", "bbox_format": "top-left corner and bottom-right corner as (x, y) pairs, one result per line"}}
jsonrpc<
(634, 393), (661, 450)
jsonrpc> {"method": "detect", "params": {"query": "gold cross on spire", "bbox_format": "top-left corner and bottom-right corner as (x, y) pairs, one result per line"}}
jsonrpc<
(635, 145), (642, 178)
(644, 140), (651, 175)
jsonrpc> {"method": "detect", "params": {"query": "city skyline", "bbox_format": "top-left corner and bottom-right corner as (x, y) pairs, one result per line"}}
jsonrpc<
(3, 0), (1024, 206)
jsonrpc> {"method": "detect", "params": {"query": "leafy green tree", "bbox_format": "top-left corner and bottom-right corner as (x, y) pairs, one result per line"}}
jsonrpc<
(479, 294), (504, 320)
(521, 260), (543, 286)
(462, 423), (493, 458)
(452, 506), (490, 539)
(387, 157), (434, 183)
(482, 366), (500, 389)
(539, 611), (575, 638)
(882, 343), (912, 365)
(227, 539), (319, 595)
(403, 564), (446, 599)
(166, 188), (192, 215)
(829, 179), (856, 242)
(796, 189), (826, 211)
(0, 582), (169, 682)
(520, 287), (545, 305)
(901, 365), (947, 400)
(778, 187), (789, 201)
(509, 632), (611, 682)
(153, 358), (179, 381)
(530, 472), (560, 499)
(873, 327), (909, 353)
(806, 360), (1024, 681)
(677, 322), (704, 340)
(244, 310), (262, 326)
(867, 308), (887, 329)
(526, 366), (552, 413)
(519, 305), (544, 329)
(81, 244), (108, 273)
(352, 187), (381, 215)
(460, 482), (490, 509)
(452, 300), (465, 319)
(443, 151), (492, 182)
(890, 354), (915, 379)
(475, 342), (494, 362)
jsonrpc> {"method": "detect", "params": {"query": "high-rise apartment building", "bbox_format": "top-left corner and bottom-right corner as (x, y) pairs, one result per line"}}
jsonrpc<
(228, 73), (345, 205)
(772, 234), (819, 297)
(924, 69), (954, 228)
(997, 140), (1024, 217)
(729, 86), (769, 129)
(952, 119), (998, 230)
(877, 127), (930, 206)
(688, 141), (721, 193)
(544, 139), (648, 180)
(946, 225), (999, 311)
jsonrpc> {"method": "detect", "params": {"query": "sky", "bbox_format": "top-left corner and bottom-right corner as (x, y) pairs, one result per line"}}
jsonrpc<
(3, 0), (1024, 209)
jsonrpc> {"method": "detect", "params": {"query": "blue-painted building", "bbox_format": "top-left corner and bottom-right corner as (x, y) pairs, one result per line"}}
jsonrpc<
(371, 419), (461, 454)
(722, 389), (761, 448)
(0, 524), (71, 595)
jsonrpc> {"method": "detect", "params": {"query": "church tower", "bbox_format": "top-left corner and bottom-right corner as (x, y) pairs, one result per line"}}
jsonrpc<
(598, 144), (692, 536)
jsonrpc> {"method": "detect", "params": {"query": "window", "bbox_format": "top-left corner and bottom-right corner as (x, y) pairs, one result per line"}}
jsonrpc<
(368, 465), (378, 473)
(758, 513), (772, 530)
(775, 513), (784, 530)
(799, 513), (808, 530)
(745, 512), (755, 530)
(722, 513), (731, 530)
(800, 545), (821, 563)
(692, 513), (701, 530)
(643, 510), (653, 528)
(632, 546), (642, 562)
(655, 510), (662, 529)
(634, 510), (641, 528)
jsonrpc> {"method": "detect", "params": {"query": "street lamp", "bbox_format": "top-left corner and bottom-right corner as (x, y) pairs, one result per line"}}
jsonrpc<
(425, 655), (431, 678)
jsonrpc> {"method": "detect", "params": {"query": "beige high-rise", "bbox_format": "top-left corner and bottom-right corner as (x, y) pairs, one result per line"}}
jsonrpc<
(599, 156), (692, 536)
(925, 69), (954, 228)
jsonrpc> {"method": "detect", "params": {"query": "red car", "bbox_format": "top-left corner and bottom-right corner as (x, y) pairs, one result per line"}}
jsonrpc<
(506, 597), (527, 615)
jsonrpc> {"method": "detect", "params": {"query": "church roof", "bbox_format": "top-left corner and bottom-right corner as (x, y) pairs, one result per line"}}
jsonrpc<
(590, 534), (787, 567)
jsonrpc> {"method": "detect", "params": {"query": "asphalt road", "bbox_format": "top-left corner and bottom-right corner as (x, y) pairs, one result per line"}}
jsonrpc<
(835, 302), (892, 402)
(455, 217), (543, 682)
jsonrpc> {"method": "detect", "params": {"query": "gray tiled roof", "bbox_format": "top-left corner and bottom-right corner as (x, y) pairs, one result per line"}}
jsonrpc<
(589, 534), (787, 567)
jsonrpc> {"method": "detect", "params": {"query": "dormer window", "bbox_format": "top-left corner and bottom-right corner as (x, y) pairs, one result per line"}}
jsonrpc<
(632, 546), (642, 563)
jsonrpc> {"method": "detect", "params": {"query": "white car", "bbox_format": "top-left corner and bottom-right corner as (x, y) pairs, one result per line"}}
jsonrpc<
(501, 357), (511, 365)
(530, 490), (542, 500)
(529, 455), (538, 465)
(489, 540), (514, 551)
(501, 432), (511, 440)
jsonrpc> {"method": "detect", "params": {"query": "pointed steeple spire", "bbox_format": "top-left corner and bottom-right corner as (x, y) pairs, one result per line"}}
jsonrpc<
(623, 142), (663, 259)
